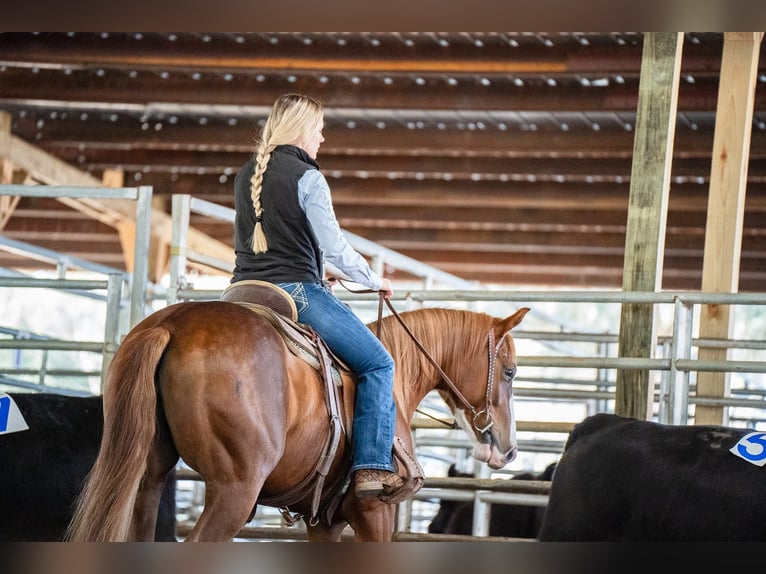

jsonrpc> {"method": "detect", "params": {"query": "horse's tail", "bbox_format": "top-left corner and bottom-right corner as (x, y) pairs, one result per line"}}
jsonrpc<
(65, 326), (171, 542)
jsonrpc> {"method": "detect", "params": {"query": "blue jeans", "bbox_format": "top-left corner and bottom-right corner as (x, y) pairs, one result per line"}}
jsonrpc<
(276, 281), (396, 473)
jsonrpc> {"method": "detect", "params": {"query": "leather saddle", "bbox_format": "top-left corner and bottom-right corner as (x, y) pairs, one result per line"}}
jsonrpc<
(221, 280), (352, 377)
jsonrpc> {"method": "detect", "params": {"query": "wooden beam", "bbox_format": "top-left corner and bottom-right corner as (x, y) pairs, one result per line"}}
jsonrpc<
(695, 33), (763, 426)
(100, 168), (136, 272)
(149, 195), (172, 281)
(101, 168), (124, 188)
(0, 186), (21, 231)
(1, 128), (130, 226)
(19, 113), (761, 159)
(35, 143), (753, 177)
(615, 33), (683, 421)
(0, 114), (24, 230)
(0, 32), (733, 77)
(101, 168), (173, 282)
(0, 122), (234, 271)
(0, 162), (21, 230)
(0, 112), (11, 155)
(4, 67), (752, 114)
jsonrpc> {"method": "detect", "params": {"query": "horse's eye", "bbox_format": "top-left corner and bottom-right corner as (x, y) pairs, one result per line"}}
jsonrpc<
(503, 366), (517, 380)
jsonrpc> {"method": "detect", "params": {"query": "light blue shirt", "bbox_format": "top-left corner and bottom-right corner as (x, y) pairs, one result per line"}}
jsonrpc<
(297, 170), (383, 291)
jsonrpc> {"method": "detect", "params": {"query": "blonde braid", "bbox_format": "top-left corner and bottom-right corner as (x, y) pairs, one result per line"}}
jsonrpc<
(249, 93), (324, 254)
(250, 140), (274, 253)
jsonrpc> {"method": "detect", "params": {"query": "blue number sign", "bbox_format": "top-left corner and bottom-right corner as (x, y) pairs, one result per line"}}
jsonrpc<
(730, 432), (766, 467)
(0, 393), (30, 435)
(0, 395), (9, 432)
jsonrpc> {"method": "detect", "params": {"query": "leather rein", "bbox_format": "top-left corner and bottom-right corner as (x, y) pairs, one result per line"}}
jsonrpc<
(338, 280), (505, 434)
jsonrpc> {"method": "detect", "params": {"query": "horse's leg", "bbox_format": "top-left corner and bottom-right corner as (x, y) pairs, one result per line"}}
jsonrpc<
(131, 470), (176, 541)
(346, 499), (398, 542)
(130, 441), (179, 541)
(306, 521), (349, 542)
(178, 409), (282, 542)
(129, 394), (180, 541)
(184, 477), (266, 541)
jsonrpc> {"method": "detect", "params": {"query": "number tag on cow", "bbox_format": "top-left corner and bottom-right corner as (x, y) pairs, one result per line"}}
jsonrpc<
(730, 432), (766, 467)
(0, 393), (30, 436)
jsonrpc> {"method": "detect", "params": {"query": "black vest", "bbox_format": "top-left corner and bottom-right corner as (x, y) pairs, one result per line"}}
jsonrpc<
(232, 145), (323, 283)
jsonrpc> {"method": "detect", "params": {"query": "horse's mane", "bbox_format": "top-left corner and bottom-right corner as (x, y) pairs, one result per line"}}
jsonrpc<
(371, 307), (496, 397)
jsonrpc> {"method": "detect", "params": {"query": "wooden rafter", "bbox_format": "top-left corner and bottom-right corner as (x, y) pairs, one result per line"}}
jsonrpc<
(1, 33), (765, 291)
(0, 111), (234, 280)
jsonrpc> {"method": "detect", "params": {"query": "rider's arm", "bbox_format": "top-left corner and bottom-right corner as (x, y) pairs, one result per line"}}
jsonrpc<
(297, 170), (384, 292)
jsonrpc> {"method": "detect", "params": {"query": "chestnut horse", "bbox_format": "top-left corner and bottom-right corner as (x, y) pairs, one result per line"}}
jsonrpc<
(66, 300), (529, 542)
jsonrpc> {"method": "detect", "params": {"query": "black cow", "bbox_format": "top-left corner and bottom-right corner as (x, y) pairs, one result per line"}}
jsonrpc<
(538, 413), (766, 541)
(0, 392), (176, 541)
(428, 463), (556, 539)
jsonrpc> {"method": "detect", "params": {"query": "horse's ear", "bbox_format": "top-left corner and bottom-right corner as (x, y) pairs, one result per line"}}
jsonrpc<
(501, 307), (530, 332)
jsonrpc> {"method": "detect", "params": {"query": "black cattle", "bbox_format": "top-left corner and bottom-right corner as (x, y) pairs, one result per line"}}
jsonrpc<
(428, 463), (556, 539)
(538, 413), (766, 541)
(0, 392), (176, 541)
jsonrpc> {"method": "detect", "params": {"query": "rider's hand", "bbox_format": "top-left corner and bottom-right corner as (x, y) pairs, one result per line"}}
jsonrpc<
(379, 278), (393, 299)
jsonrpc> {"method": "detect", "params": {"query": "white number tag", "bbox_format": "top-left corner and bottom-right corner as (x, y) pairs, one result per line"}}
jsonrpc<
(730, 431), (766, 467)
(0, 393), (30, 436)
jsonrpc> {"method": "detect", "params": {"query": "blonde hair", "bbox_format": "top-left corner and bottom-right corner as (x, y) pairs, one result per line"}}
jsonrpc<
(250, 93), (324, 253)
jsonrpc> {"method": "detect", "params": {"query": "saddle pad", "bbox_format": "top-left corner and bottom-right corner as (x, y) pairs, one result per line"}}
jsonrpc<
(236, 302), (353, 376)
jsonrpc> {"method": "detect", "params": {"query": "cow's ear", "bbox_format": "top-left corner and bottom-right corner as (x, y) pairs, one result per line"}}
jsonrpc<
(501, 307), (530, 332)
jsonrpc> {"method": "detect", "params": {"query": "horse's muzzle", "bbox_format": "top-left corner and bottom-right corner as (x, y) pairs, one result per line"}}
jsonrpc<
(471, 436), (517, 469)
(504, 445), (518, 464)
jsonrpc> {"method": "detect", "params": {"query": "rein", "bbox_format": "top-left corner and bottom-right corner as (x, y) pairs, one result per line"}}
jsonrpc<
(337, 280), (496, 433)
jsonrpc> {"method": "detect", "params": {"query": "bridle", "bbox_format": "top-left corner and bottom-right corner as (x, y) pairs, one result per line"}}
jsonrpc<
(341, 281), (512, 434)
(378, 294), (512, 433)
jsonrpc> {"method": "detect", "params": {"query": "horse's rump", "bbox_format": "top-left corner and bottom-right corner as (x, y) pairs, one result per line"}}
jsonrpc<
(155, 302), (352, 518)
(160, 301), (365, 524)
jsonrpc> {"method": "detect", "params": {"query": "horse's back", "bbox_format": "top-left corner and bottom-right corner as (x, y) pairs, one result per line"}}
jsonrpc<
(151, 301), (290, 378)
(137, 300), (268, 332)
(539, 414), (765, 541)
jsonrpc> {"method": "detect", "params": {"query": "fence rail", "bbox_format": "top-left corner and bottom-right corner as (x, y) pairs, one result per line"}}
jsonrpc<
(3, 188), (766, 540)
(0, 274), (123, 390)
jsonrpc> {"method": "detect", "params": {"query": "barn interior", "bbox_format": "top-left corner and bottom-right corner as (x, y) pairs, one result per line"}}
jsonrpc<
(1, 32), (765, 291)
(1, 32), (765, 541)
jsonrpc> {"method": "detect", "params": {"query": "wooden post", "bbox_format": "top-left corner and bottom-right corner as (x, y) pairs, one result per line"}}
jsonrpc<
(0, 111), (10, 147)
(695, 32), (763, 426)
(0, 112), (22, 230)
(149, 194), (171, 282)
(615, 33), (683, 420)
(102, 168), (137, 273)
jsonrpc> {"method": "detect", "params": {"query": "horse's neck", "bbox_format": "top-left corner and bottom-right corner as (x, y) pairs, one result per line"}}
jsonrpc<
(383, 315), (453, 418)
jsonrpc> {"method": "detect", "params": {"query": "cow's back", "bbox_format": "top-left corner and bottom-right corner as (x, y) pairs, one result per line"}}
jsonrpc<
(0, 392), (176, 541)
(539, 413), (766, 541)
